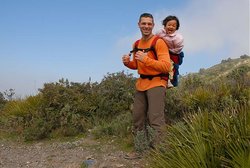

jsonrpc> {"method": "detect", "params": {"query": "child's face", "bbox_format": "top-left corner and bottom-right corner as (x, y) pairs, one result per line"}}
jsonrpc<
(164, 20), (177, 34)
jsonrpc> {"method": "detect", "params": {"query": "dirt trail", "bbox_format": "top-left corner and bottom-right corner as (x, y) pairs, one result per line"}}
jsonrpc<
(0, 135), (147, 168)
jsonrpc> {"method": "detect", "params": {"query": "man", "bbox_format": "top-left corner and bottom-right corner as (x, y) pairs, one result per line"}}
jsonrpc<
(122, 13), (171, 159)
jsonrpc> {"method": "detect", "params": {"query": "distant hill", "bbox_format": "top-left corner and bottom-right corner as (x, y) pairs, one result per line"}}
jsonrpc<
(185, 55), (250, 82)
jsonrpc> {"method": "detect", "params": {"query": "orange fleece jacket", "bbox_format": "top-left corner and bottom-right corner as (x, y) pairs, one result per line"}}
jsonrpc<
(126, 35), (171, 91)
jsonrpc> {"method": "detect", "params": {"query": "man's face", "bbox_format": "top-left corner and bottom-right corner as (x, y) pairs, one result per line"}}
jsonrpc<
(138, 17), (154, 36)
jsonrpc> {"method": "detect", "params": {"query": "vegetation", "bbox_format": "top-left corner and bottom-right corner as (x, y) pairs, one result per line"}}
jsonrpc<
(148, 105), (249, 168)
(0, 92), (7, 110)
(0, 71), (136, 141)
(0, 56), (249, 166)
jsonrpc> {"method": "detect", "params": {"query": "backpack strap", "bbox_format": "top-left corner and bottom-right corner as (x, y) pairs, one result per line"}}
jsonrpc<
(129, 36), (160, 58)
(130, 36), (184, 86)
(129, 40), (140, 56)
(147, 36), (160, 60)
(133, 39), (140, 52)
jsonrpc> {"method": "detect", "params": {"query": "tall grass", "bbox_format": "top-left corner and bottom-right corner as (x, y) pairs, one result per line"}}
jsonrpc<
(148, 105), (250, 168)
(1, 95), (42, 131)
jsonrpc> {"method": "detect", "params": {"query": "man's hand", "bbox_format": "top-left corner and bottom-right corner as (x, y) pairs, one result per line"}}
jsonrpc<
(122, 54), (130, 65)
(135, 51), (147, 62)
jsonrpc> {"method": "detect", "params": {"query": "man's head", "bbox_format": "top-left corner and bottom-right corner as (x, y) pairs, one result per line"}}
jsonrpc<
(138, 13), (154, 38)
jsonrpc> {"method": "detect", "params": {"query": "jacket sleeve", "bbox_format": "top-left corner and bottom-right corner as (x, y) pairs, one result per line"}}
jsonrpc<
(170, 34), (184, 54)
(125, 56), (137, 70)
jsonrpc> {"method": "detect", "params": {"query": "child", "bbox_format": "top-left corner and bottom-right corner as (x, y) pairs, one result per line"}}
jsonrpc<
(156, 15), (184, 87)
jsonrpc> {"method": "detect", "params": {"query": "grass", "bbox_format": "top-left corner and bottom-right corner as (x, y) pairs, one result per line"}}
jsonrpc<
(147, 105), (250, 168)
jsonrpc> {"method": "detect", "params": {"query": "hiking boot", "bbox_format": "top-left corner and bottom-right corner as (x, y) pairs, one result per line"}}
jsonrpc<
(124, 151), (141, 160)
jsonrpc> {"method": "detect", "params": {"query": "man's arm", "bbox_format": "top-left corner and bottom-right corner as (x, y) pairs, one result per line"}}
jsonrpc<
(142, 39), (172, 73)
(122, 54), (137, 70)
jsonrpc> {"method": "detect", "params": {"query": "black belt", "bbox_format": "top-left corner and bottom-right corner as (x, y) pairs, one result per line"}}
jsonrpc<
(140, 73), (168, 80)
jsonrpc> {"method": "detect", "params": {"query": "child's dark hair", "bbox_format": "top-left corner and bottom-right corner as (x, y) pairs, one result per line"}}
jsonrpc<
(162, 15), (180, 30)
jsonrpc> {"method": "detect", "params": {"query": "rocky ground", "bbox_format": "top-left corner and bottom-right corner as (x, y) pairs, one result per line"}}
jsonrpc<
(0, 135), (148, 168)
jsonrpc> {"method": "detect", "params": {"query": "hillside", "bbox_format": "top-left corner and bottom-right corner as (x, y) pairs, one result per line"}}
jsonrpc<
(185, 55), (250, 82)
(0, 55), (249, 168)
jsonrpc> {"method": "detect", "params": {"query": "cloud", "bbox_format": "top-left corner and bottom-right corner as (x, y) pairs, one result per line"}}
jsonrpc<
(115, 32), (141, 53)
(175, 0), (249, 57)
(114, 0), (249, 79)
(121, 0), (249, 59)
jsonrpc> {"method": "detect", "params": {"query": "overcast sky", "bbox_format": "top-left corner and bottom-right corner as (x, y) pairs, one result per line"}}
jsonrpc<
(0, 0), (249, 98)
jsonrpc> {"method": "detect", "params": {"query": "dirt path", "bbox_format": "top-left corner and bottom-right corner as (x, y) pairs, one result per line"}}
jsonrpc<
(0, 135), (148, 168)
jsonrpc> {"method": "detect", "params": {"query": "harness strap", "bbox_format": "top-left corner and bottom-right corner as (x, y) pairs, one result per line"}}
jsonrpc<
(140, 73), (168, 80)
(129, 36), (160, 59)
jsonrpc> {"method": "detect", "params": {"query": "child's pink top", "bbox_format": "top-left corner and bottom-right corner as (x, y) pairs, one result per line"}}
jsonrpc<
(156, 29), (184, 54)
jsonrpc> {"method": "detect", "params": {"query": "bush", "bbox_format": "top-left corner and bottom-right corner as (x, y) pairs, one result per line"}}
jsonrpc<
(0, 92), (7, 111)
(0, 72), (136, 140)
(94, 71), (135, 120)
(166, 65), (250, 120)
(1, 95), (43, 133)
(92, 112), (132, 139)
(148, 105), (250, 168)
(1, 64), (249, 143)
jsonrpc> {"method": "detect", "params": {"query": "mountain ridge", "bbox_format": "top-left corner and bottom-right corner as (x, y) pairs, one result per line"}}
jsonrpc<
(184, 55), (250, 82)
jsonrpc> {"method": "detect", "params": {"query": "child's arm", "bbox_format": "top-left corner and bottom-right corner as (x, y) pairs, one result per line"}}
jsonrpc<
(171, 33), (184, 54)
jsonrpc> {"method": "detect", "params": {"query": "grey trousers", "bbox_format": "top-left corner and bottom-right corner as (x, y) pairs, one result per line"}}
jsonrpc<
(132, 86), (166, 143)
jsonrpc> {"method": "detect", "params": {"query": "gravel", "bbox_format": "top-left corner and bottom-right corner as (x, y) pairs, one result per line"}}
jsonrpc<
(0, 136), (147, 168)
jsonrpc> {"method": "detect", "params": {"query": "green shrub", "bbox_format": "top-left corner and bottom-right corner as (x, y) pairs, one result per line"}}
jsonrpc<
(1, 63), (249, 143)
(94, 71), (135, 120)
(148, 106), (250, 168)
(0, 92), (7, 111)
(164, 88), (184, 122)
(23, 117), (50, 141)
(167, 69), (249, 119)
(92, 112), (132, 139)
(134, 125), (156, 153)
(1, 95), (43, 132)
(3, 95), (42, 117)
